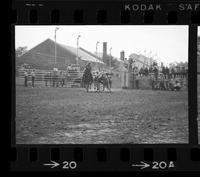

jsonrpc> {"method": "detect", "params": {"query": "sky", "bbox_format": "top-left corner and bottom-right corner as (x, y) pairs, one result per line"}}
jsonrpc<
(15, 25), (188, 65)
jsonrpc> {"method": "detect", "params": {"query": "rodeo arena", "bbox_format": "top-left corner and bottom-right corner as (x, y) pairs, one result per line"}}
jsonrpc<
(16, 38), (189, 144)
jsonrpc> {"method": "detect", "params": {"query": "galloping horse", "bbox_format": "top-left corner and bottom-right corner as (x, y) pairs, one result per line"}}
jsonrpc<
(82, 65), (93, 92)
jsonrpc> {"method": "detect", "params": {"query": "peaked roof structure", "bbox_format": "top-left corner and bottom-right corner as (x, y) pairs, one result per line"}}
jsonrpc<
(50, 39), (104, 64)
(17, 38), (106, 70)
(21, 38), (104, 64)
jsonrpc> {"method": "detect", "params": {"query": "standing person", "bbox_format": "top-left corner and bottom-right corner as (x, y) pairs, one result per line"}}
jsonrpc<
(31, 69), (36, 87)
(153, 65), (158, 81)
(65, 70), (70, 87)
(52, 69), (57, 87)
(60, 71), (65, 87)
(162, 66), (165, 77)
(49, 71), (53, 87)
(165, 66), (169, 79)
(24, 70), (28, 87)
(44, 71), (48, 87)
(139, 67), (142, 77)
(149, 65), (153, 74)
(144, 67), (148, 76)
(86, 63), (92, 90)
(152, 65), (158, 90)
(135, 73), (139, 89)
(150, 73), (155, 90)
(159, 73), (165, 90)
(171, 67), (175, 79)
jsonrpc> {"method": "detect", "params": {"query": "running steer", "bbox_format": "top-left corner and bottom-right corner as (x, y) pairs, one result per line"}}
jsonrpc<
(95, 73), (112, 92)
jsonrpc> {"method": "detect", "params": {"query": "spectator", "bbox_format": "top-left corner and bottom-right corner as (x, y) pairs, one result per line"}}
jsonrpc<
(133, 66), (139, 74)
(182, 66), (187, 79)
(139, 67), (144, 77)
(44, 72), (49, 87)
(60, 71), (65, 87)
(135, 74), (139, 89)
(151, 76), (156, 90)
(162, 66), (165, 75)
(159, 73), (166, 90)
(31, 69), (36, 87)
(49, 72), (53, 87)
(153, 66), (158, 81)
(170, 67), (175, 79)
(24, 70), (28, 87)
(165, 66), (169, 79)
(52, 70), (58, 87)
(128, 58), (133, 71)
(144, 67), (149, 76)
(149, 66), (153, 74)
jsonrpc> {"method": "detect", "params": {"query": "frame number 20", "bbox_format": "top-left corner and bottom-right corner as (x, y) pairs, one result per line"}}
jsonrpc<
(62, 161), (77, 169)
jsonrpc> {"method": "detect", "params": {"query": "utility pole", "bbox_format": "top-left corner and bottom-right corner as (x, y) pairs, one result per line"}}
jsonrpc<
(76, 35), (81, 65)
(54, 27), (59, 67)
(109, 47), (112, 72)
(96, 41), (99, 70)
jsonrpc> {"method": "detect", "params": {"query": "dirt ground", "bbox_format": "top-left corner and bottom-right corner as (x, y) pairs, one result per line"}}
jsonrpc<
(15, 83), (189, 144)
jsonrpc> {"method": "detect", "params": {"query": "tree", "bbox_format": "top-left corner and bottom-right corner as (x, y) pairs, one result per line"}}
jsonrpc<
(16, 46), (28, 58)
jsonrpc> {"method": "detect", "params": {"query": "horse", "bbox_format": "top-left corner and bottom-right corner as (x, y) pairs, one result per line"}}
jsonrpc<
(82, 68), (93, 92)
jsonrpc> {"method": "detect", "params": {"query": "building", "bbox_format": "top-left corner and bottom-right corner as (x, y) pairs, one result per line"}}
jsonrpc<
(17, 38), (104, 70)
(129, 53), (153, 70)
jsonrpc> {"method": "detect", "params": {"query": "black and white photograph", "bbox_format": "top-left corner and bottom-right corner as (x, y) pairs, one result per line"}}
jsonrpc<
(198, 26), (200, 143)
(15, 25), (188, 144)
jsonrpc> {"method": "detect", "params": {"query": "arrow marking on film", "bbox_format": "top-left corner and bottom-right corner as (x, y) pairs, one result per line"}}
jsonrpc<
(43, 160), (60, 168)
(132, 161), (150, 169)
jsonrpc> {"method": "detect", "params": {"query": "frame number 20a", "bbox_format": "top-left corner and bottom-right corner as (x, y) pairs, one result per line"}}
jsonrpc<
(152, 161), (175, 170)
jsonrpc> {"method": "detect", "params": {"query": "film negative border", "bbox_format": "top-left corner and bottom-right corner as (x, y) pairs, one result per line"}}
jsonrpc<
(10, 0), (200, 172)
(10, 146), (200, 171)
(12, 1), (200, 24)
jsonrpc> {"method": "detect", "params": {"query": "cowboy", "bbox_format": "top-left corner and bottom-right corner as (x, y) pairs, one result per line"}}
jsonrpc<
(85, 62), (92, 72)
(82, 62), (93, 92)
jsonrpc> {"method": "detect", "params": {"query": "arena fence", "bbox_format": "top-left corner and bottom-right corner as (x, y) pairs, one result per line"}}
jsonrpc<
(16, 69), (188, 91)
(16, 69), (83, 88)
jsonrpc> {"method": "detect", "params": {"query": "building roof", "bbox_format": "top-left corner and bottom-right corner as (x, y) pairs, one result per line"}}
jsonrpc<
(22, 38), (104, 64)
(55, 40), (104, 64)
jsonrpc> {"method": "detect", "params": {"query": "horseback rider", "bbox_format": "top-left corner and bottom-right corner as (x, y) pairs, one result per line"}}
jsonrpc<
(82, 62), (93, 91)
(85, 62), (92, 72)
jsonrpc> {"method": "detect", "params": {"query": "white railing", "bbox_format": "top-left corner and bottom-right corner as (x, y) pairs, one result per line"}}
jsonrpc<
(16, 69), (83, 87)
